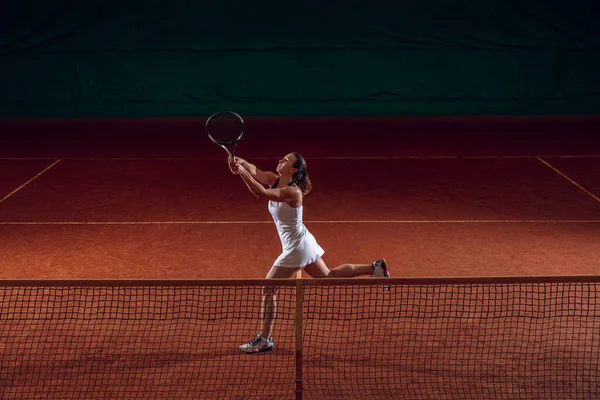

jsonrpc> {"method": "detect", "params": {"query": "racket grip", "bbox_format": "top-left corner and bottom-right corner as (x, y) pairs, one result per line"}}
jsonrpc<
(221, 145), (233, 159)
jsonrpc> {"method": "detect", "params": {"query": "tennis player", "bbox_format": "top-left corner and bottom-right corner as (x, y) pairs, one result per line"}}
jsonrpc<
(229, 152), (390, 353)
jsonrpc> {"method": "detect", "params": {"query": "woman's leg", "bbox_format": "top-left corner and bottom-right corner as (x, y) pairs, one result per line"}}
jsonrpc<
(304, 257), (374, 278)
(260, 265), (300, 338)
(240, 265), (299, 353)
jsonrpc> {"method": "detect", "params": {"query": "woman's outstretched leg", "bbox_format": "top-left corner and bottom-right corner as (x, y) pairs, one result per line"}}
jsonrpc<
(304, 258), (390, 278)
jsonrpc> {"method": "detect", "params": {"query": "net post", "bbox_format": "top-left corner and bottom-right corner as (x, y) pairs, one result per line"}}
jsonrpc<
(295, 278), (304, 400)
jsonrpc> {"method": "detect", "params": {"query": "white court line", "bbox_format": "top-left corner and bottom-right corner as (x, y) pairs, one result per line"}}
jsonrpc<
(537, 158), (600, 203)
(1, 155), (600, 161)
(0, 160), (61, 205)
(0, 219), (599, 225)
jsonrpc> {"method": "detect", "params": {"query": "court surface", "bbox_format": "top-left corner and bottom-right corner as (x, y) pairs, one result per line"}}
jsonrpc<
(1, 118), (599, 280)
(0, 118), (599, 399)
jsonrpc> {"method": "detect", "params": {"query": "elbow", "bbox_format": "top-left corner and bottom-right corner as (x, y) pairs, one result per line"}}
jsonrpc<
(250, 186), (266, 198)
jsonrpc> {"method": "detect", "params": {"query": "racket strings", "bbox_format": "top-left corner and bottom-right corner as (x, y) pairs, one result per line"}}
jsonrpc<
(206, 112), (244, 145)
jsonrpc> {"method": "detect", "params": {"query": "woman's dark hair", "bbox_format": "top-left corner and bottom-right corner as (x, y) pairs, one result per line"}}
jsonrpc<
(292, 152), (312, 196)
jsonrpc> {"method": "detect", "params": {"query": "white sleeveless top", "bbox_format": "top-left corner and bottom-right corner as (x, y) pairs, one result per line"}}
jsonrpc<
(268, 200), (325, 268)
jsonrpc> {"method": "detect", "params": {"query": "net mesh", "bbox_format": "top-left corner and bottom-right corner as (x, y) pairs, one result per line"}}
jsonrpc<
(0, 284), (295, 400)
(303, 282), (600, 400)
(205, 112), (244, 144)
(0, 278), (598, 400)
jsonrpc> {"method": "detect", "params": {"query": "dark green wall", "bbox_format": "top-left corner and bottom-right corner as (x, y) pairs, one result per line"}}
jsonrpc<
(1, 0), (599, 117)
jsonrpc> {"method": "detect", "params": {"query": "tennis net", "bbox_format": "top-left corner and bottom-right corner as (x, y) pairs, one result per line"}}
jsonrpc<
(0, 276), (598, 399)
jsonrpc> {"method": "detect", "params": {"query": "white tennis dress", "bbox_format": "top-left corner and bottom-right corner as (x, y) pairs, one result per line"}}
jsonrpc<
(268, 200), (325, 268)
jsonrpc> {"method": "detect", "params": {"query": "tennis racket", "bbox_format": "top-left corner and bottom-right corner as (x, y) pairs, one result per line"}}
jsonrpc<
(205, 111), (245, 160)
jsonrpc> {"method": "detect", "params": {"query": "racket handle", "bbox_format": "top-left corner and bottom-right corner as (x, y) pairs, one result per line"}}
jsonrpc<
(221, 145), (233, 159)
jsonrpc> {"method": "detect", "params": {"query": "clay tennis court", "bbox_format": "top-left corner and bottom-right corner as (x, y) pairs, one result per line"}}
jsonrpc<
(1, 117), (599, 399)
(2, 118), (600, 279)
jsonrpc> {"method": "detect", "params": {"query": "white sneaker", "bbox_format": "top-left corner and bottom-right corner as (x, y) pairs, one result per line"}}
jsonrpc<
(239, 334), (275, 353)
(372, 258), (390, 278)
(372, 258), (391, 291)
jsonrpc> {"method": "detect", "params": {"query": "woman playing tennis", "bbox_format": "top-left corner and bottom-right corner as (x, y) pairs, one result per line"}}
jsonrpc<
(229, 152), (390, 353)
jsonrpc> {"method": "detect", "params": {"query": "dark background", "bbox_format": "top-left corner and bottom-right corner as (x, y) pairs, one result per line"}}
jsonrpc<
(1, 0), (600, 117)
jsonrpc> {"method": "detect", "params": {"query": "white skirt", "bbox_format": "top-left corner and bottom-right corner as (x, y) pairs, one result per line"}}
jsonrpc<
(274, 230), (325, 268)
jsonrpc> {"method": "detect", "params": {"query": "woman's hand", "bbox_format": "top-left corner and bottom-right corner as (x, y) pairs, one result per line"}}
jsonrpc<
(228, 157), (245, 175)
(228, 156), (237, 173)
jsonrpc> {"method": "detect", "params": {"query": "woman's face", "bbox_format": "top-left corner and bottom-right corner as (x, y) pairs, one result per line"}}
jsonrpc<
(276, 153), (297, 175)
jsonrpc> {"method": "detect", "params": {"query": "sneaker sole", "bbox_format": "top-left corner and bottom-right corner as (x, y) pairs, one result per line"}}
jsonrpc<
(380, 258), (390, 278)
(240, 345), (275, 354)
(380, 258), (391, 291)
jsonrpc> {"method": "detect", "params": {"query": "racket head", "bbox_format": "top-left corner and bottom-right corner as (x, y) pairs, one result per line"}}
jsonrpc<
(205, 111), (245, 146)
